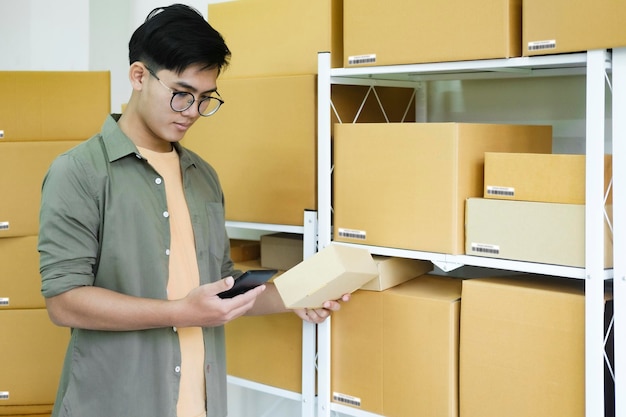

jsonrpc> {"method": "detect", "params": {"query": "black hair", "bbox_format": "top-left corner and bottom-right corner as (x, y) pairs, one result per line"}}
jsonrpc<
(128, 4), (231, 74)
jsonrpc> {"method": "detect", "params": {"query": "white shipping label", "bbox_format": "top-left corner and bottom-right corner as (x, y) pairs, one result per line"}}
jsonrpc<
(333, 392), (362, 407)
(0, 130), (4, 139)
(348, 54), (376, 65)
(471, 242), (500, 255)
(0, 222), (9, 231)
(337, 228), (366, 240)
(528, 40), (556, 52)
(486, 186), (515, 197)
(0, 298), (9, 306)
(0, 391), (9, 400)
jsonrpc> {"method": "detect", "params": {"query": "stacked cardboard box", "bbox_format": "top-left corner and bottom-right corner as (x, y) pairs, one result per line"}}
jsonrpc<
(460, 275), (613, 417)
(466, 152), (613, 267)
(0, 71), (110, 415)
(523, 0), (626, 56)
(343, 0), (523, 67)
(331, 274), (462, 416)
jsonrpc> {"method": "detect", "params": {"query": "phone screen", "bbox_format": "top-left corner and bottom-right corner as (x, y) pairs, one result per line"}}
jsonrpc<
(218, 269), (278, 299)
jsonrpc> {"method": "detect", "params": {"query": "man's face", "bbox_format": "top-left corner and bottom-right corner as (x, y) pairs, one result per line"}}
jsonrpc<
(139, 64), (220, 149)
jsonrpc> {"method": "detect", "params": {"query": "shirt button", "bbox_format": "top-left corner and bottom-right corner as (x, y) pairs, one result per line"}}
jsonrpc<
(135, 154), (142, 159)
(165, 249), (170, 256)
(155, 177), (162, 185)
(175, 366), (181, 373)
(173, 326), (177, 332)
(163, 211), (169, 218)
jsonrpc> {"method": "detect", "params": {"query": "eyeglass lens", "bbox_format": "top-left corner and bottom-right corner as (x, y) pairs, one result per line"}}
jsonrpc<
(170, 92), (222, 116)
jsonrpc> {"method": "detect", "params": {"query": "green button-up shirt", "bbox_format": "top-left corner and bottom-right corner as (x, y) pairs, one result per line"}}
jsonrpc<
(39, 114), (235, 417)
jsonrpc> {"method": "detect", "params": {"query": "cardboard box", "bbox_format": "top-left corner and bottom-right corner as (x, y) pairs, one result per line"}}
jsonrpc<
(361, 256), (433, 291)
(0, 309), (69, 406)
(208, 0), (342, 78)
(333, 123), (552, 254)
(260, 233), (303, 271)
(0, 236), (44, 309)
(332, 274), (462, 416)
(484, 152), (613, 204)
(344, 0), (521, 67)
(0, 141), (82, 238)
(0, 72), (109, 141)
(274, 244), (379, 308)
(460, 276), (612, 417)
(229, 239), (260, 262)
(465, 198), (613, 267)
(225, 312), (303, 392)
(523, 0), (626, 56)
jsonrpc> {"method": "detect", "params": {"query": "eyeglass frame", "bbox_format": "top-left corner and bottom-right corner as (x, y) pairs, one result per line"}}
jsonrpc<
(144, 65), (224, 117)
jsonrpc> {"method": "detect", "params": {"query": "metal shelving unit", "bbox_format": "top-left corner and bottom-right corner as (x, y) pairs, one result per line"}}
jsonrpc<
(316, 50), (621, 417)
(225, 211), (318, 417)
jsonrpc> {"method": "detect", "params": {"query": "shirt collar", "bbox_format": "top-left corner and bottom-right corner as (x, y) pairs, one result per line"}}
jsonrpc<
(100, 114), (196, 169)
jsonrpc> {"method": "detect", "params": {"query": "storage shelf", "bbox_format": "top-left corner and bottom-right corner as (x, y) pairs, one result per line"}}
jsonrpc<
(227, 376), (303, 402)
(225, 220), (305, 235)
(329, 52), (607, 83)
(316, 49), (618, 417)
(330, 241), (614, 280)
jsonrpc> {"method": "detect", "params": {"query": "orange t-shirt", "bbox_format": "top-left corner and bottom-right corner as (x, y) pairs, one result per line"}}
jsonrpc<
(139, 147), (206, 417)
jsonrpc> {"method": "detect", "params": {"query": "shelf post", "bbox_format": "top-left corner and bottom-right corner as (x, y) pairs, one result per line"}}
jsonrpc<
(612, 46), (626, 417)
(585, 49), (608, 417)
(301, 210), (318, 417)
(317, 51), (333, 417)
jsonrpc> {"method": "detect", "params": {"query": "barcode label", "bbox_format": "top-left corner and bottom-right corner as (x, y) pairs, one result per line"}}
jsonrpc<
(338, 228), (366, 240)
(348, 54), (376, 65)
(0, 130), (4, 139)
(528, 40), (556, 51)
(486, 186), (515, 197)
(471, 243), (500, 255)
(0, 222), (8, 231)
(0, 298), (9, 306)
(0, 391), (9, 400)
(333, 392), (361, 407)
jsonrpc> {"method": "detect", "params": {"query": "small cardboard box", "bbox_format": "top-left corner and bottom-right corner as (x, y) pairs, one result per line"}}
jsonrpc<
(208, 0), (342, 78)
(460, 276), (613, 417)
(484, 152), (613, 204)
(260, 233), (303, 271)
(0, 71), (109, 141)
(0, 309), (69, 406)
(0, 236), (44, 309)
(344, 0), (521, 67)
(0, 141), (82, 238)
(332, 274), (462, 416)
(465, 198), (613, 268)
(333, 123), (552, 254)
(361, 256), (433, 291)
(229, 239), (260, 263)
(274, 244), (379, 308)
(523, 0), (626, 56)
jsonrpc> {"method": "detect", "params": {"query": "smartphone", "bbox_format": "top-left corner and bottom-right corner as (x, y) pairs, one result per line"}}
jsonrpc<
(218, 269), (278, 299)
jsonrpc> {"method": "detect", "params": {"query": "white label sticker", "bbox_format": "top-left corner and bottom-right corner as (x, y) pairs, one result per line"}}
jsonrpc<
(0, 222), (9, 231)
(348, 54), (376, 65)
(333, 392), (361, 407)
(0, 298), (9, 306)
(0, 391), (9, 400)
(338, 228), (366, 240)
(471, 242), (500, 255)
(528, 40), (556, 51)
(0, 130), (4, 139)
(486, 186), (515, 197)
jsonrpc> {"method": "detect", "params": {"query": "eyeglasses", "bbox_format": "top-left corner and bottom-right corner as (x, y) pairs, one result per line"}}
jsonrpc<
(145, 66), (224, 117)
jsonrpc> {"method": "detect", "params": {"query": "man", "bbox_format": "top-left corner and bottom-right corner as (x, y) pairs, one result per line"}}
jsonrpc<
(38, 5), (347, 417)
